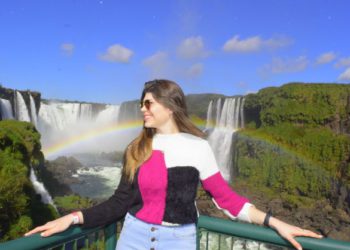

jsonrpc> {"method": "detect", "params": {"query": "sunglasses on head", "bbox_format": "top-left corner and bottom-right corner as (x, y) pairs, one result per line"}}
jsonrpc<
(140, 99), (153, 110)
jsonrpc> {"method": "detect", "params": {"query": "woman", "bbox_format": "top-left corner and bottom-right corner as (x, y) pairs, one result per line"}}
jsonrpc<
(26, 79), (322, 250)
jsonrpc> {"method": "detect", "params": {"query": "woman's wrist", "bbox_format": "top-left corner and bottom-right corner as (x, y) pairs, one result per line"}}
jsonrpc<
(70, 211), (83, 225)
(263, 210), (272, 227)
(268, 216), (282, 230)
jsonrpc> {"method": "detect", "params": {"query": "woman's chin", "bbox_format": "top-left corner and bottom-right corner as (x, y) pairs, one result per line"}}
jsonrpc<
(143, 121), (155, 128)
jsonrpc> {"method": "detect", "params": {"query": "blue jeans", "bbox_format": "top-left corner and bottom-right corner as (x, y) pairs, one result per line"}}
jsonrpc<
(116, 213), (197, 250)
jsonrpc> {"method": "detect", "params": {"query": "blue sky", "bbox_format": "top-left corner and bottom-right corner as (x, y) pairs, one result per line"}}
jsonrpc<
(1, 0), (349, 104)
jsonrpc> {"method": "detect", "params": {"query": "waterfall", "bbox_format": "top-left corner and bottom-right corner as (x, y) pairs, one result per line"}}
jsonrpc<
(95, 104), (120, 124)
(29, 94), (38, 127)
(240, 98), (245, 128)
(37, 101), (126, 157)
(0, 98), (14, 119)
(206, 97), (244, 181)
(38, 102), (85, 131)
(206, 100), (214, 129)
(15, 91), (31, 122)
(117, 101), (142, 123)
(29, 168), (56, 209)
(79, 103), (93, 121)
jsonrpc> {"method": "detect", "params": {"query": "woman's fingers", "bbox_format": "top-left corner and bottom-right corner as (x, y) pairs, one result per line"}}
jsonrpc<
(285, 228), (323, 250)
(40, 227), (58, 237)
(24, 223), (52, 236)
(286, 236), (303, 250)
(304, 229), (323, 238)
(295, 228), (323, 238)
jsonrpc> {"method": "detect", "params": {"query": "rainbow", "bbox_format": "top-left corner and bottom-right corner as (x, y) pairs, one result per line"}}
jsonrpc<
(42, 118), (207, 158)
(43, 120), (143, 157)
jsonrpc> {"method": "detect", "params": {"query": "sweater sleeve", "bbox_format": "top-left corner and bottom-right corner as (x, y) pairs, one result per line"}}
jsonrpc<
(81, 170), (133, 228)
(199, 141), (252, 222)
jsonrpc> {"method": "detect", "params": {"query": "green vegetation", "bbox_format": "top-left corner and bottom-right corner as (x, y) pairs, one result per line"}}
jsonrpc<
(244, 83), (350, 128)
(0, 120), (58, 242)
(236, 83), (350, 207)
(54, 195), (94, 214)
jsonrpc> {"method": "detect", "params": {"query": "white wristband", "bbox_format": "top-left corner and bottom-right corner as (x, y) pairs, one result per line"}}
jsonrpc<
(71, 212), (80, 225)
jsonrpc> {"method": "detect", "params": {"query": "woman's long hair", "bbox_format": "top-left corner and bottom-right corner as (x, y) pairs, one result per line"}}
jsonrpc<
(124, 79), (205, 181)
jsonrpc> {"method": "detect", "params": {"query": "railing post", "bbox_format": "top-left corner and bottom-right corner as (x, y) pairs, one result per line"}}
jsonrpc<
(196, 224), (201, 250)
(104, 223), (117, 250)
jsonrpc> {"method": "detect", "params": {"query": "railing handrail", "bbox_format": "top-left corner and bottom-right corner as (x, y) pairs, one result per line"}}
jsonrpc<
(1, 215), (350, 250)
(0, 223), (116, 250)
(198, 215), (350, 250)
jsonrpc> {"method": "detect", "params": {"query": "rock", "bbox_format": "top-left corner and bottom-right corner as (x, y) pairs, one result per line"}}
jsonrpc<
(336, 208), (350, 223)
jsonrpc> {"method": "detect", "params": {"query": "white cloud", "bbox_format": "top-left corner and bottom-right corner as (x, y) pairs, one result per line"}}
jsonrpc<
(186, 63), (203, 77)
(223, 35), (292, 53)
(177, 36), (209, 59)
(223, 35), (261, 53)
(260, 56), (309, 76)
(143, 51), (170, 78)
(338, 67), (350, 81)
(316, 52), (336, 64)
(264, 36), (293, 49)
(335, 57), (350, 68)
(99, 44), (133, 63)
(61, 43), (74, 56)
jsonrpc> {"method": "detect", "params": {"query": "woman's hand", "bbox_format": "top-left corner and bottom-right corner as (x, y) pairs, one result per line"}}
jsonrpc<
(24, 214), (75, 237)
(248, 206), (323, 250)
(269, 217), (323, 250)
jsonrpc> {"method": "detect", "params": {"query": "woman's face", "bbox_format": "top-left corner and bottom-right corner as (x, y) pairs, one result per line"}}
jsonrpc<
(140, 92), (173, 130)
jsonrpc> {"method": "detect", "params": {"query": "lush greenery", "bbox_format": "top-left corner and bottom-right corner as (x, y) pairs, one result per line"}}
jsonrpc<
(0, 120), (58, 242)
(54, 195), (94, 214)
(236, 83), (350, 207)
(244, 83), (350, 128)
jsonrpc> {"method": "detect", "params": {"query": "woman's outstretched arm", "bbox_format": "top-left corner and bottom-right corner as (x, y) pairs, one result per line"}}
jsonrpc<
(24, 212), (84, 237)
(25, 169), (133, 237)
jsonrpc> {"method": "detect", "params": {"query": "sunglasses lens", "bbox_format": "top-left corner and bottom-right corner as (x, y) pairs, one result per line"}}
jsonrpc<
(140, 100), (151, 110)
(144, 100), (150, 110)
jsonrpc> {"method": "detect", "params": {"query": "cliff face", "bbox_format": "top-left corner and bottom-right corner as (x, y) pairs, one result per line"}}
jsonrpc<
(0, 120), (57, 242)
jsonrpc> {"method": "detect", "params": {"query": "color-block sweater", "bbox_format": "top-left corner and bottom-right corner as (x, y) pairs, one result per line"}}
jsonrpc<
(81, 132), (252, 228)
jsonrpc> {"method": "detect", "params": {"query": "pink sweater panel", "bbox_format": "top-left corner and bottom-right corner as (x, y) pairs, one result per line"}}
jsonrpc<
(201, 171), (249, 216)
(136, 150), (168, 224)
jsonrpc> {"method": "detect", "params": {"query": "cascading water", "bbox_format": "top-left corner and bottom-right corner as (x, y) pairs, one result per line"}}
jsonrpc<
(0, 98), (14, 119)
(29, 168), (56, 209)
(205, 100), (214, 130)
(38, 101), (128, 157)
(206, 97), (244, 181)
(117, 101), (142, 123)
(38, 102), (82, 131)
(29, 94), (38, 127)
(95, 104), (120, 123)
(15, 91), (31, 122)
(79, 103), (93, 122)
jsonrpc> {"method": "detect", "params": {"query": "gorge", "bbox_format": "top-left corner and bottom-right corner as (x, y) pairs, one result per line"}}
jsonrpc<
(1, 83), (350, 242)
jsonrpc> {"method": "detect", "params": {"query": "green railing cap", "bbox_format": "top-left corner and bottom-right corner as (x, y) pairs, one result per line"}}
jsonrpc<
(198, 215), (350, 250)
(1, 216), (350, 250)
(0, 225), (102, 250)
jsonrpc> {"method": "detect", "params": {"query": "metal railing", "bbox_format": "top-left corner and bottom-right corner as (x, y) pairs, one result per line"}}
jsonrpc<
(1, 216), (349, 250)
